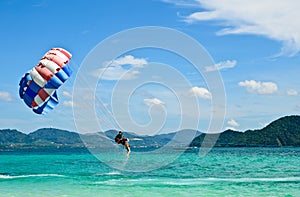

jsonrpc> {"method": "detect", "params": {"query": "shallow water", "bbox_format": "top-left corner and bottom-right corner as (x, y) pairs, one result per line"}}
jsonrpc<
(0, 147), (299, 196)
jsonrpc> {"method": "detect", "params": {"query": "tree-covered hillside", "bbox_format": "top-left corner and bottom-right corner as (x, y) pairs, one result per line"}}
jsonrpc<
(190, 115), (300, 147)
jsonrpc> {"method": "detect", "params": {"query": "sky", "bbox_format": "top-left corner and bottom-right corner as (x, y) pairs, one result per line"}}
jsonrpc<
(1, 0), (300, 135)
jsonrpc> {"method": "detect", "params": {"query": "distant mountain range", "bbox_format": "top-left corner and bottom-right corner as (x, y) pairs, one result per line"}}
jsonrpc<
(0, 127), (200, 151)
(1, 115), (300, 151)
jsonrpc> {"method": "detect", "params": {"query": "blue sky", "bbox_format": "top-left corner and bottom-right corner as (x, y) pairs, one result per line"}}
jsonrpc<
(1, 0), (300, 134)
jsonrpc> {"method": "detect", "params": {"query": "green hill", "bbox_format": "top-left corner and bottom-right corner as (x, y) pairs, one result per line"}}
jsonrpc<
(29, 128), (83, 145)
(190, 115), (300, 147)
(0, 129), (32, 143)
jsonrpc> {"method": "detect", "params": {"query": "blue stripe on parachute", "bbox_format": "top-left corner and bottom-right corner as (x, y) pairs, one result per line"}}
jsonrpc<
(22, 93), (33, 108)
(19, 73), (31, 99)
(28, 80), (40, 93)
(62, 64), (72, 77)
(56, 69), (69, 83)
(44, 75), (63, 89)
(33, 91), (59, 114)
(18, 73), (33, 108)
(46, 90), (59, 108)
(24, 87), (36, 100)
(19, 72), (60, 114)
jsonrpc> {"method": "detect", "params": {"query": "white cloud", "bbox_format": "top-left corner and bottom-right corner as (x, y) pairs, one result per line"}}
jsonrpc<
(205, 60), (237, 72)
(63, 100), (74, 107)
(111, 55), (148, 67)
(184, 0), (300, 56)
(0, 91), (13, 102)
(189, 86), (212, 99)
(287, 89), (298, 96)
(81, 30), (89, 35)
(238, 80), (278, 95)
(227, 119), (240, 127)
(144, 98), (165, 106)
(93, 55), (148, 80)
(102, 103), (109, 107)
(97, 67), (140, 80)
(162, 0), (200, 7)
(63, 90), (72, 98)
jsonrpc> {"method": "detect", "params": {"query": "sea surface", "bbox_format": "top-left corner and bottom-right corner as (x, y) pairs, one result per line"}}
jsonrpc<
(0, 147), (299, 197)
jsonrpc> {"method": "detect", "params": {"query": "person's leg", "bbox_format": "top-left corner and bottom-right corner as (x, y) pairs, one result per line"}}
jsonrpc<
(125, 143), (131, 153)
(123, 143), (130, 158)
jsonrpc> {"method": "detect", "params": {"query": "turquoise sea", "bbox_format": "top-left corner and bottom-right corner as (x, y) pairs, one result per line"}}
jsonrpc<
(0, 148), (299, 197)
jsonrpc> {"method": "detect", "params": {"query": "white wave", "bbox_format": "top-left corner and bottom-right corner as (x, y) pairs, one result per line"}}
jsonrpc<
(162, 177), (300, 185)
(202, 177), (300, 183)
(92, 177), (300, 186)
(105, 171), (122, 175)
(0, 174), (65, 179)
(95, 171), (122, 176)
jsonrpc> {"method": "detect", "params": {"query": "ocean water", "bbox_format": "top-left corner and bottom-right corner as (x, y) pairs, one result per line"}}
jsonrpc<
(0, 148), (299, 197)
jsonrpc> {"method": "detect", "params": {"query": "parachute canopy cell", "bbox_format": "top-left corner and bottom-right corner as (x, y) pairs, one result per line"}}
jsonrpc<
(19, 48), (72, 114)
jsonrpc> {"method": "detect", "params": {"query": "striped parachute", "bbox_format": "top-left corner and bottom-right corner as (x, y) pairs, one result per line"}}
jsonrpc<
(19, 48), (72, 114)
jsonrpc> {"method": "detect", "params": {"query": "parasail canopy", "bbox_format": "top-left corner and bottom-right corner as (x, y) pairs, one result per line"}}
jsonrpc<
(19, 48), (72, 114)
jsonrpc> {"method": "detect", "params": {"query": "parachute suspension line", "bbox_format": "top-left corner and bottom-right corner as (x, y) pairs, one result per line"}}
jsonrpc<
(92, 61), (124, 131)
(94, 92), (120, 130)
(71, 59), (120, 131)
(92, 66), (121, 131)
(77, 77), (115, 130)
